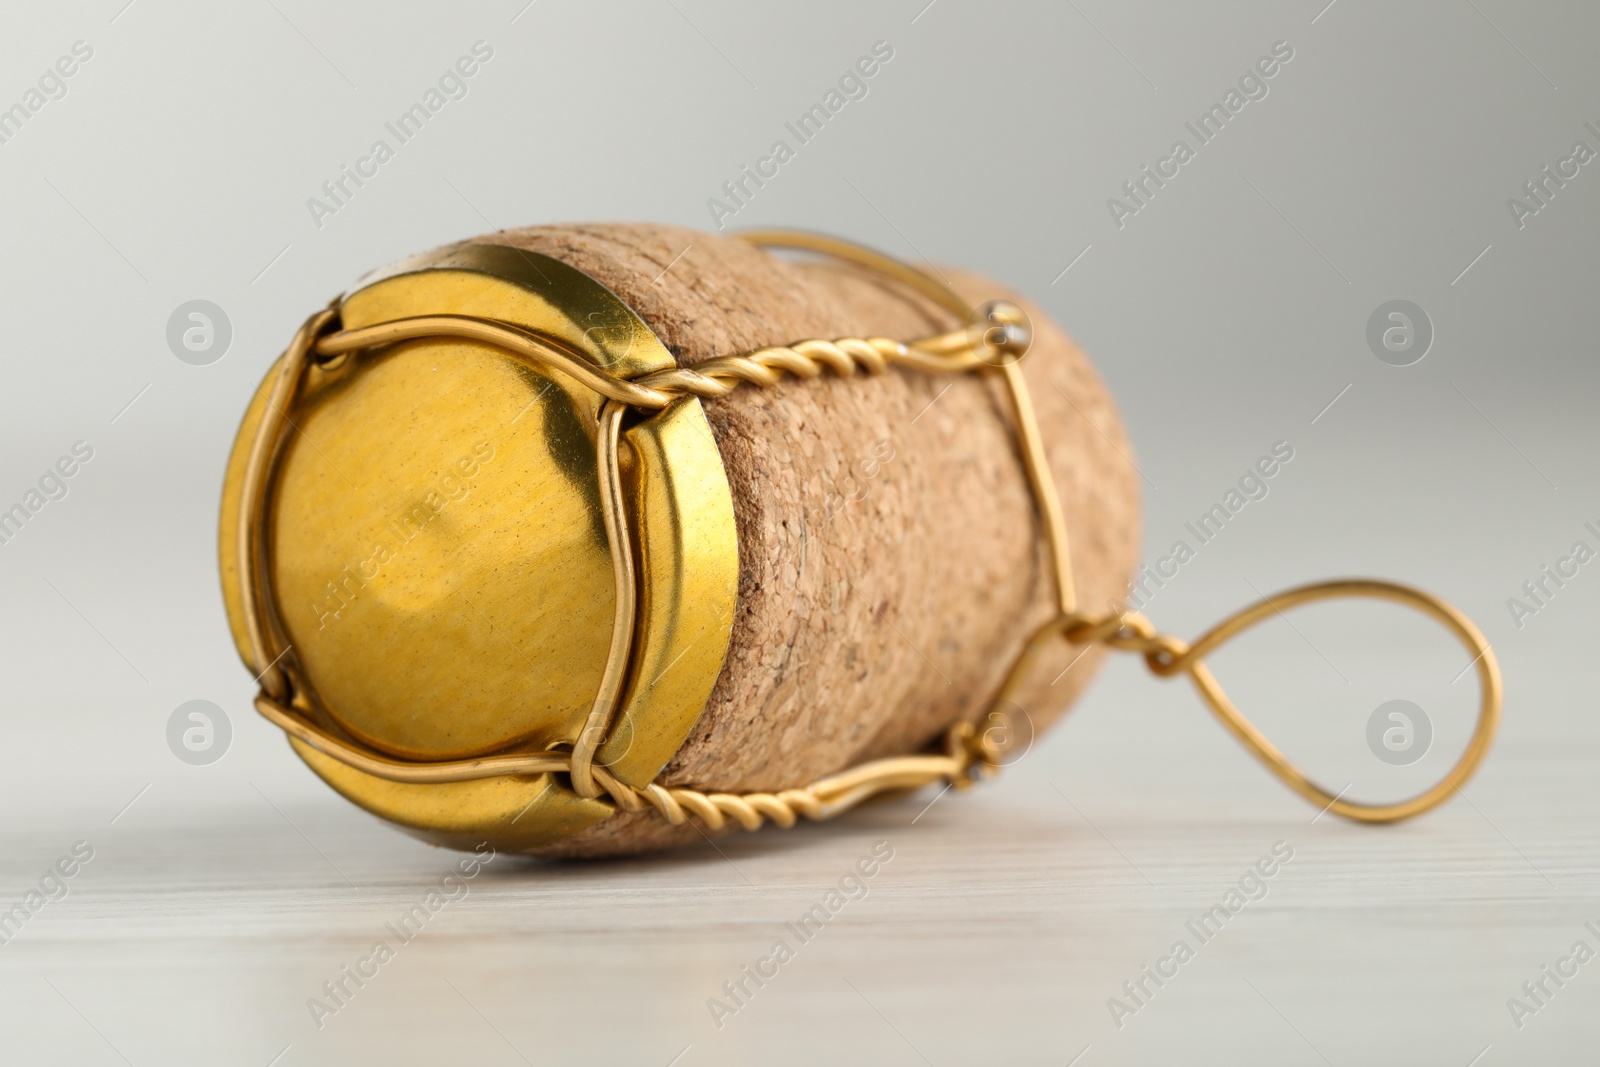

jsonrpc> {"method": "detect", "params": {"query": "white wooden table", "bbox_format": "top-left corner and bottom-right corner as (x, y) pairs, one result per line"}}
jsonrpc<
(2, 635), (1592, 1067)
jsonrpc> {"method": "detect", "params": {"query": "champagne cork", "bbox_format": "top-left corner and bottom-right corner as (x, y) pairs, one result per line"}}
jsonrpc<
(228, 221), (1502, 850)
(444, 224), (1143, 857)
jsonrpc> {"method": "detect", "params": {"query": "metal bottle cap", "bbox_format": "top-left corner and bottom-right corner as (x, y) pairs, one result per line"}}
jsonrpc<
(218, 244), (739, 849)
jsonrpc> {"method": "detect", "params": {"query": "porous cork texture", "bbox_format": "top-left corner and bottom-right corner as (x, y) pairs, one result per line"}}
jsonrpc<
(463, 224), (1141, 857)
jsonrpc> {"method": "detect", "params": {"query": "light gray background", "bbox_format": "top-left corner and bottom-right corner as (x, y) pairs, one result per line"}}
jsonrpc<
(1, 1), (1597, 1064)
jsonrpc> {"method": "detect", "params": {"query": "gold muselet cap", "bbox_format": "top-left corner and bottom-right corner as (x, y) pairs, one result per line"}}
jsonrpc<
(218, 243), (740, 851)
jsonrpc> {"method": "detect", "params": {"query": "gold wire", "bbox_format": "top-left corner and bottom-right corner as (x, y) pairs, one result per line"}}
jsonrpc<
(236, 232), (1503, 834)
(569, 400), (637, 799)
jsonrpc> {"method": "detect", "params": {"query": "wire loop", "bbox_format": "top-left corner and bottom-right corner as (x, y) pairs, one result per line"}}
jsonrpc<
(237, 231), (1502, 837)
(995, 580), (1501, 824)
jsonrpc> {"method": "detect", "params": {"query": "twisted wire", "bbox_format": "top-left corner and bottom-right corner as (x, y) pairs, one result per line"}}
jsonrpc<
(256, 689), (983, 834)
(312, 316), (923, 408)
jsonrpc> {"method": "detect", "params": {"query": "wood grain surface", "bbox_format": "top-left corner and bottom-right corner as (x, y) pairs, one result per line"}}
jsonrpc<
(6, 673), (1593, 1067)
